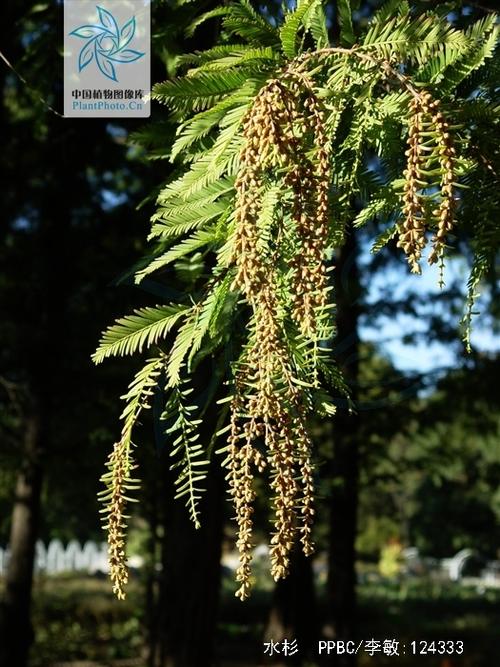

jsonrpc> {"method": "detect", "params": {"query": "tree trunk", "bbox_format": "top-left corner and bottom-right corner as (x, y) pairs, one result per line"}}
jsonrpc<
(264, 547), (317, 666)
(154, 456), (225, 667)
(0, 84), (69, 665)
(0, 397), (46, 667)
(326, 228), (361, 665)
(145, 481), (160, 667)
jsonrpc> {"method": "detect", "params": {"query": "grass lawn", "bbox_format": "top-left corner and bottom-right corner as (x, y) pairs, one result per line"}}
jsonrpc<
(1, 574), (497, 666)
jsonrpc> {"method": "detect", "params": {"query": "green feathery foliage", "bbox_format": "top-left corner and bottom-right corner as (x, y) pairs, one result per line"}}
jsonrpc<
(162, 381), (209, 528)
(92, 304), (191, 363)
(94, 0), (500, 599)
(98, 356), (164, 598)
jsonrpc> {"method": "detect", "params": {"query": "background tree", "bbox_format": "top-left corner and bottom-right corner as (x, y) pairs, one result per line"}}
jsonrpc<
(0, 2), (159, 663)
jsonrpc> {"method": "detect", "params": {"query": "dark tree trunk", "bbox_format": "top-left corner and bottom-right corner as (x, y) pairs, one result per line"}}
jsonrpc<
(154, 456), (225, 667)
(0, 83), (70, 665)
(145, 482), (160, 667)
(264, 547), (317, 666)
(326, 227), (361, 665)
(0, 397), (46, 667)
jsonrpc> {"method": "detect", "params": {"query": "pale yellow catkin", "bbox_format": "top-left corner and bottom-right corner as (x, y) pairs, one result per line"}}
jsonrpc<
(398, 91), (455, 272)
(103, 440), (131, 600)
(227, 68), (331, 599)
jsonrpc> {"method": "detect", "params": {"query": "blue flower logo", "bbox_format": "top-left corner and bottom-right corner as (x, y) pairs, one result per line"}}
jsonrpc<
(69, 6), (145, 82)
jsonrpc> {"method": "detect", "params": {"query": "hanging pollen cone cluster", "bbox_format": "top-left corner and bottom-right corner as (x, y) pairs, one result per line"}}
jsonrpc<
(227, 68), (331, 600)
(102, 439), (132, 600)
(398, 90), (456, 273)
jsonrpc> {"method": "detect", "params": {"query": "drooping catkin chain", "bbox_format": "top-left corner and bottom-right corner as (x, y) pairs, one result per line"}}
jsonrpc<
(237, 297), (306, 592)
(285, 73), (331, 335)
(101, 440), (132, 600)
(398, 91), (456, 272)
(292, 417), (315, 555)
(398, 98), (426, 273)
(266, 416), (299, 580)
(226, 64), (458, 600)
(422, 92), (456, 266)
(226, 383), (268, 600)
(227, 69), (331, 599)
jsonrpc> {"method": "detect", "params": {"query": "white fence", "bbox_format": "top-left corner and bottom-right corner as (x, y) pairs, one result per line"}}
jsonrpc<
(1, 542), (499, 587)
(0, 540), (109, 576)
